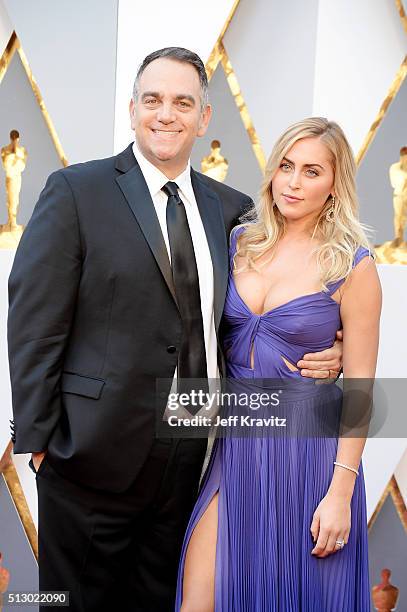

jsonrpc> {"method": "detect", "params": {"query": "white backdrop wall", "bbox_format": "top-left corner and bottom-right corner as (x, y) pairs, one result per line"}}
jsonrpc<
(395, 448), (407, 505)
(114, 0), (238, 152)
(364, 267), (407, 518)
(223, 0), (320, 157)
(313, 0), (406, 156)
(0, 0), (12, 57)
(0, 253), (13, 455)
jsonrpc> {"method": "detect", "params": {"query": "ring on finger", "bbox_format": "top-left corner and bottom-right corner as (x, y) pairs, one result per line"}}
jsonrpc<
(335, 539), (345, 549)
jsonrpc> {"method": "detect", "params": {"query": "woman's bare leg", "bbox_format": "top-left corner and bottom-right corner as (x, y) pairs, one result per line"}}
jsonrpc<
(180, 492), (219, 612)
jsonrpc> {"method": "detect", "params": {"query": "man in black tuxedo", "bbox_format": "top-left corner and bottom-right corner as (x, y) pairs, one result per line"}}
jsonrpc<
(8, 47), (342, 611)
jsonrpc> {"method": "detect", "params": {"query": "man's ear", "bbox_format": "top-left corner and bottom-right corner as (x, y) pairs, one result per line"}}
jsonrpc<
(129, 98), (136, 130)
(197, 104), (212, 138)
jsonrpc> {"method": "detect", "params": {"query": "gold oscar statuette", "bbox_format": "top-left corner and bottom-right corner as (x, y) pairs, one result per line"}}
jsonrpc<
(0, 130), (27, 249)
(372, 568), (399, 611)
(0, 552), (10, 611)
(201, 140), (229, 183)
(375, 147), (407, 264)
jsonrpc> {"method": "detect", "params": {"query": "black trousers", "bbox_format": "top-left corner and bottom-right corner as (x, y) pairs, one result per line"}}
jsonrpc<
(35, 438), (207, 612)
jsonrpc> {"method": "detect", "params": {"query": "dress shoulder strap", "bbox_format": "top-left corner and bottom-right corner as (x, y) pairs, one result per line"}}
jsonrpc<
(353, 246), (372, 268)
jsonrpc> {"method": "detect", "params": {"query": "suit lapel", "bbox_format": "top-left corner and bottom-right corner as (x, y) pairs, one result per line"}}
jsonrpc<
(191, 169), (229, 331)
(115, 145), (177, 305)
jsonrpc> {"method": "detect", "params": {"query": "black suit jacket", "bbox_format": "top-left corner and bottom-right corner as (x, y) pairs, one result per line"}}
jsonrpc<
(8, 144), (252, 492)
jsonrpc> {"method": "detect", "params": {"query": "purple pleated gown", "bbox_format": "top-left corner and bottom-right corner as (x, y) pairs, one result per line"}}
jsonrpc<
(175, 227), (371, 611)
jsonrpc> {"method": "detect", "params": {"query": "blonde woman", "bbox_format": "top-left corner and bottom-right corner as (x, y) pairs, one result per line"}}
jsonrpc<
(176, 117), (381, 612)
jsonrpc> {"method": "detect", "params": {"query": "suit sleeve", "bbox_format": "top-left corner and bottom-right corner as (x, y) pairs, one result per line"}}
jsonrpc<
(8, 170), (82, 453)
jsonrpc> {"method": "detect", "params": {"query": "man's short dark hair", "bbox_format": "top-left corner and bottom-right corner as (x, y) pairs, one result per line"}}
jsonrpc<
(133, 47), (209, 110)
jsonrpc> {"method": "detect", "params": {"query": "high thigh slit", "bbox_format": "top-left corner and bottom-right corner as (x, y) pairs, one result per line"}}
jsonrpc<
(176, 439), (221, 608)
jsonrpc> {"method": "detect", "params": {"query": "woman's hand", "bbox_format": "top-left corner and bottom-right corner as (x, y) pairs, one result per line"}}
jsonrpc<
(310, 492), (351, 558)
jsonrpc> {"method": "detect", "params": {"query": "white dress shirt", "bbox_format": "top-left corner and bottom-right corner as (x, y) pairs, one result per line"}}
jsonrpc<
(132, 141), (218, 381)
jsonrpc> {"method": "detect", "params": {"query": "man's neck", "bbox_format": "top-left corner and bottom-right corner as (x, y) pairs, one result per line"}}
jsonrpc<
(159, 165), (186, 180)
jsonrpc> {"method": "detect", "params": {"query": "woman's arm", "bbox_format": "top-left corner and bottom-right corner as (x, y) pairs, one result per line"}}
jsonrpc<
(311, 256), (382, 558)
(330, 256), (382, 494)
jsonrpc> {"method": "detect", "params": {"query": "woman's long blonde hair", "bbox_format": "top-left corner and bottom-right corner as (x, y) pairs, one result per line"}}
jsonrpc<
(235, 117), (372, 289)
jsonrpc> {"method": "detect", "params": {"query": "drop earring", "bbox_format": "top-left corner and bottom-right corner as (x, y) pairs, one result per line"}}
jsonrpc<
(326, 195), (336, 223)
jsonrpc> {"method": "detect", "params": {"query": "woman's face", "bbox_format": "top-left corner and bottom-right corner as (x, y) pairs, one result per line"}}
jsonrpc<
(271, 137), (335, 224)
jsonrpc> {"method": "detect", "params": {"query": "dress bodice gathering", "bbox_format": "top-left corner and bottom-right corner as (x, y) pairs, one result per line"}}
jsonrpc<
(222, 226), (370, 378)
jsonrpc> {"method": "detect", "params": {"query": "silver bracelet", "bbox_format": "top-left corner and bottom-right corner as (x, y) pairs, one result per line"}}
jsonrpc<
(333, 461), (359, 476)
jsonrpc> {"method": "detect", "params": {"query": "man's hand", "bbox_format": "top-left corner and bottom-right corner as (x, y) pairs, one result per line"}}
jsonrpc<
(297, 329), (343, 379)
(32, 451), (47, 473)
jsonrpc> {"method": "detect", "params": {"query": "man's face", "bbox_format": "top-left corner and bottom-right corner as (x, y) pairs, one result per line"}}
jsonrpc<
(130, 57), (211, 177)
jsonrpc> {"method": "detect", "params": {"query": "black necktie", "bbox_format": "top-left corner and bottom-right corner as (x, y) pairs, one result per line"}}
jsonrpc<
(162, 181), (208, 413)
